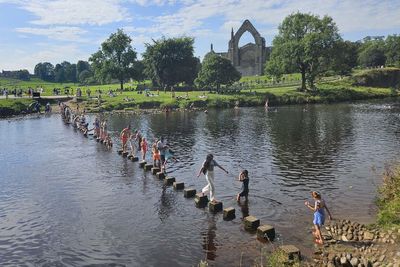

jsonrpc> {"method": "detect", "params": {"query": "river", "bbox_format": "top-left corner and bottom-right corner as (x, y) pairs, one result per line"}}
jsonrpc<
(1, 100), (400, 266)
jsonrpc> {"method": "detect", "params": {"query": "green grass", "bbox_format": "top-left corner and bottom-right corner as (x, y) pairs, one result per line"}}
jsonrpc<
(0, 98), (36, 116)
(377, 164), (400, 228)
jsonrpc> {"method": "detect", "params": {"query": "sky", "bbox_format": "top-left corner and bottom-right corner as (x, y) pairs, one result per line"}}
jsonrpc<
(0, 0), (399, 73)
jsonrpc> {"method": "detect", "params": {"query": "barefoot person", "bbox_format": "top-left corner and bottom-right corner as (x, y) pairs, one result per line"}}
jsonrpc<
(120, 125), (131, 153)
(162, 145), (178, 174)
(140, 137), (148, 161)
(197, 154), (229, 203)
(152, 139), (161, 168)
(305, 191), (333, 245)
(236, 170), (249, 202)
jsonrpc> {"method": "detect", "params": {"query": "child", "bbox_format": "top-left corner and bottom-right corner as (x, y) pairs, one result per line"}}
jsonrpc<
(105, 134), (113, 149)
(236, 170), (249, 202)
(161, 145), (178, 174)
(305, 191), (333, 245)
(141, 137), (148, 161)
(152, 140), (161, 168)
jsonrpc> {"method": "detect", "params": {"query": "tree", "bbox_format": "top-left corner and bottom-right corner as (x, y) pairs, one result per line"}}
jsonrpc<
(358, 41), (386, 67)
(195, 53), (241, 91)
(76, 60), (90, 81)
(143, 37), (198, 89)
(89, 29), (138, 90)
(54, 63), (65, 83)
(266, 12), (341, 91)
(330, 40), (359, 76)
(34, 62), (55, 82)
(385, 35), (400, 67)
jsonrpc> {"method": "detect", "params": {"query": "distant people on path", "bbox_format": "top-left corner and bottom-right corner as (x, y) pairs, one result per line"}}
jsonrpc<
(236, 170), (249, 202)
(305, 191), (333, 245)
(120, 125), (131, 153)
(197, 154), (229, 203)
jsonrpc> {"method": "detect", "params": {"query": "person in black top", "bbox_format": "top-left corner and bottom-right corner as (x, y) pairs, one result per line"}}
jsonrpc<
(236, 170), (249, 202)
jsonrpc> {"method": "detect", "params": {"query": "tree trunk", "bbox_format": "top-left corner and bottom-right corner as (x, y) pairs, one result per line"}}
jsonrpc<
(301, 69), (306, 91)
(120, 80), (124, 91)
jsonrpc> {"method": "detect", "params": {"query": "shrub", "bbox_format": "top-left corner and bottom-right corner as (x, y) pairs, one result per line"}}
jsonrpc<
(352, 68), (400, 88)
(377, 164), (400, 227)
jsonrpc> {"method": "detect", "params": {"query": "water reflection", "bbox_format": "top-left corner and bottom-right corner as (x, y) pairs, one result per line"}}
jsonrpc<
(201, 214), (218, 261)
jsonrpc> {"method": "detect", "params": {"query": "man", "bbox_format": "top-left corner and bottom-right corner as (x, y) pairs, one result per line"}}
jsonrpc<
(120, 125), (131, 153)
(157, 137), (167, 165)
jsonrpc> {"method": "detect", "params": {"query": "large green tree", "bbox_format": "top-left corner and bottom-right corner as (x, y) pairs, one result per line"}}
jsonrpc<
(195, 53), (241, 91)
(34, 62), (55, 82)
(330, 40), (359, 76)
(266, 12), (341, 91)
(385, 35), (400, 67)
(143, 37), (198, 89)
(358, 37), (386, 68)
(89, 29), (138, 90)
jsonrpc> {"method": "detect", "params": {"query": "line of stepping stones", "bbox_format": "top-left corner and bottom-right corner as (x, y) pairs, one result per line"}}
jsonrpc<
(93, 136), (300, 261)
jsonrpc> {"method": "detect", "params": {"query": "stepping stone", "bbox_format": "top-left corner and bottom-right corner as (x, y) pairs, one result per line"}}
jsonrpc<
(117, 149), (123, 155)
(223, 207), (236, 220)
(173, 182), (184, 190)
(145, 164), (153, 171)
(209, 201), (223, 213)
(184, 188), (196, 198)
(244, 216), (260, 231)
(156, 172), (165, 179)
(122, 152), (128, 157)
(139, 161), (146, 168)
(96, 138), (100, 142)
(195, 193), (208, 208)
(164, 176), (175, 185)
(127, 154), (133, 159)
(151, 167), (160, 175)
(257, 224), (275, 241)
(130, 156), (139, 162)
(279, 245), (301, 261)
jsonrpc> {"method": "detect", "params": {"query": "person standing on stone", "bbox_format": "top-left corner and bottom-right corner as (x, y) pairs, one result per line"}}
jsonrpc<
(197, 154), (229, 203)
(157, 137), (167, 165)
(120, 125), (131, 153)
(140, 137), (148, 161)
(236, 169), (249, 202)
(305, 191), (333, 245)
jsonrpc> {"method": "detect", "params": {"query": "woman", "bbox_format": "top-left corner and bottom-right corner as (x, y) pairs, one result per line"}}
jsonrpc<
(152, 139), (161, 168)
(140, 137), (148, 161)
(305, 191), (333, 245)
(197, 154), (228, 203)
(120, 125), (131, 153)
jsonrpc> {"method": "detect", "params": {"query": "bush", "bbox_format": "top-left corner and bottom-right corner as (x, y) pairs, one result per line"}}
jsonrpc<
(352, 68), (400, 88)
(377, 164), (400, 227)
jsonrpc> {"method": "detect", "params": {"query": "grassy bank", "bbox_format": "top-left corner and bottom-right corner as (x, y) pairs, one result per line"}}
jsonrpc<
(377, 164), (400, 228)
(0, 98), (36, 117)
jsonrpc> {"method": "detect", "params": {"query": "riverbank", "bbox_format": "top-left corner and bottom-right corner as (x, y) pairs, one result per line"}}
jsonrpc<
(262, 163), (400, 267)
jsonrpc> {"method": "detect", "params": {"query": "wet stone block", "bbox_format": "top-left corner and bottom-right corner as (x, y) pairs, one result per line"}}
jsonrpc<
(122, 152), (128, 157)
(195, 193), (209, 208)
(145, 164), (153, 171)
(184, 188), (196, 198)
(130, 156), (139, 162)
(244, 216), (260, 231)
(139, 161), (146, 168)
(223, 207), (236, 220)
(279, 245), (301, 261)
(117, 149), (123, 155)
(257, 225), (276, 241)
(209, 201), (223, 213)
(173, 182), (184, 190)
(151, 167), (161, 175)
(156, 172), (165, 179)
(164, 176), (176, 185)
(96, 138), (100, 142)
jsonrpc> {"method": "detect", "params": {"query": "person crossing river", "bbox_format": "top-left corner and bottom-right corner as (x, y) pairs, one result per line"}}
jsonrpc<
(120, 125), (131, 153)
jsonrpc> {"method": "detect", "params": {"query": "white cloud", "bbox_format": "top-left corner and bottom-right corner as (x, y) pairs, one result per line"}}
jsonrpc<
(0, 44), (89, 73)
(16, 26), (87, 41)
(12, 0), (129, 26)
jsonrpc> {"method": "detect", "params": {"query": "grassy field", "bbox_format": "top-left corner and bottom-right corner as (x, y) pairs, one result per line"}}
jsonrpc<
(1, 69), (399, 116)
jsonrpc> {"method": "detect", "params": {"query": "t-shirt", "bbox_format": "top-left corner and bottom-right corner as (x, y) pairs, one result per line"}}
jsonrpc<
(203, 159), (220, 172)
(157, 141), (166, 155)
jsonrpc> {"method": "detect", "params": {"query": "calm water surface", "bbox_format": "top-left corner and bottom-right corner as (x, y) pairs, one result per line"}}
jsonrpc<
(1, 101), (400, 266)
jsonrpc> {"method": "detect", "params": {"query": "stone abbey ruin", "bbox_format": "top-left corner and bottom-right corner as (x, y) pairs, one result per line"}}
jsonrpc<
(211, 20), (268, 76)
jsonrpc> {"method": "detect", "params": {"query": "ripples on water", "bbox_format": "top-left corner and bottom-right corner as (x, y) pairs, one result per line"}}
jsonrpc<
(1, 100), (400, 266)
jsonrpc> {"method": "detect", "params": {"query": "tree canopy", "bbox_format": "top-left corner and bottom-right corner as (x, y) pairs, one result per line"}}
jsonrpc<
(266, 12), (341, 91)
(143, 37), (199, 89)
(358, 38), (386, 68)
(89, 29), (138, 90)
(195, 53), (241, 90)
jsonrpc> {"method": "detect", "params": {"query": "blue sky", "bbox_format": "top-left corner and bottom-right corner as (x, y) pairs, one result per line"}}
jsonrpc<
(0, 0), (399, 73)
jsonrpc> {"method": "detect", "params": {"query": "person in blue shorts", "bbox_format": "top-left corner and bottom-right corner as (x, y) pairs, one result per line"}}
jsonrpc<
(305, 191), (333, 245)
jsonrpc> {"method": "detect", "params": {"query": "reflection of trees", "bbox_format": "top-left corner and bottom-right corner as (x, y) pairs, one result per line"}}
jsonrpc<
(203, 109), (240, 140)
(201, 214), (217, 261)
(267, 105), (354, 187)
(157, 186), (175, 222)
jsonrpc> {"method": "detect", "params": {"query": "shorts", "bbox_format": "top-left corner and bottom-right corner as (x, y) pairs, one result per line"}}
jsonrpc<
(153, 154), (161, 161)
(313, 212), (325, 226)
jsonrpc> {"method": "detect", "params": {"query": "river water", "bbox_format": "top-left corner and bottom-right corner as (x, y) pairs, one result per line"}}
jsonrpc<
(1, 101), (400, 266)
